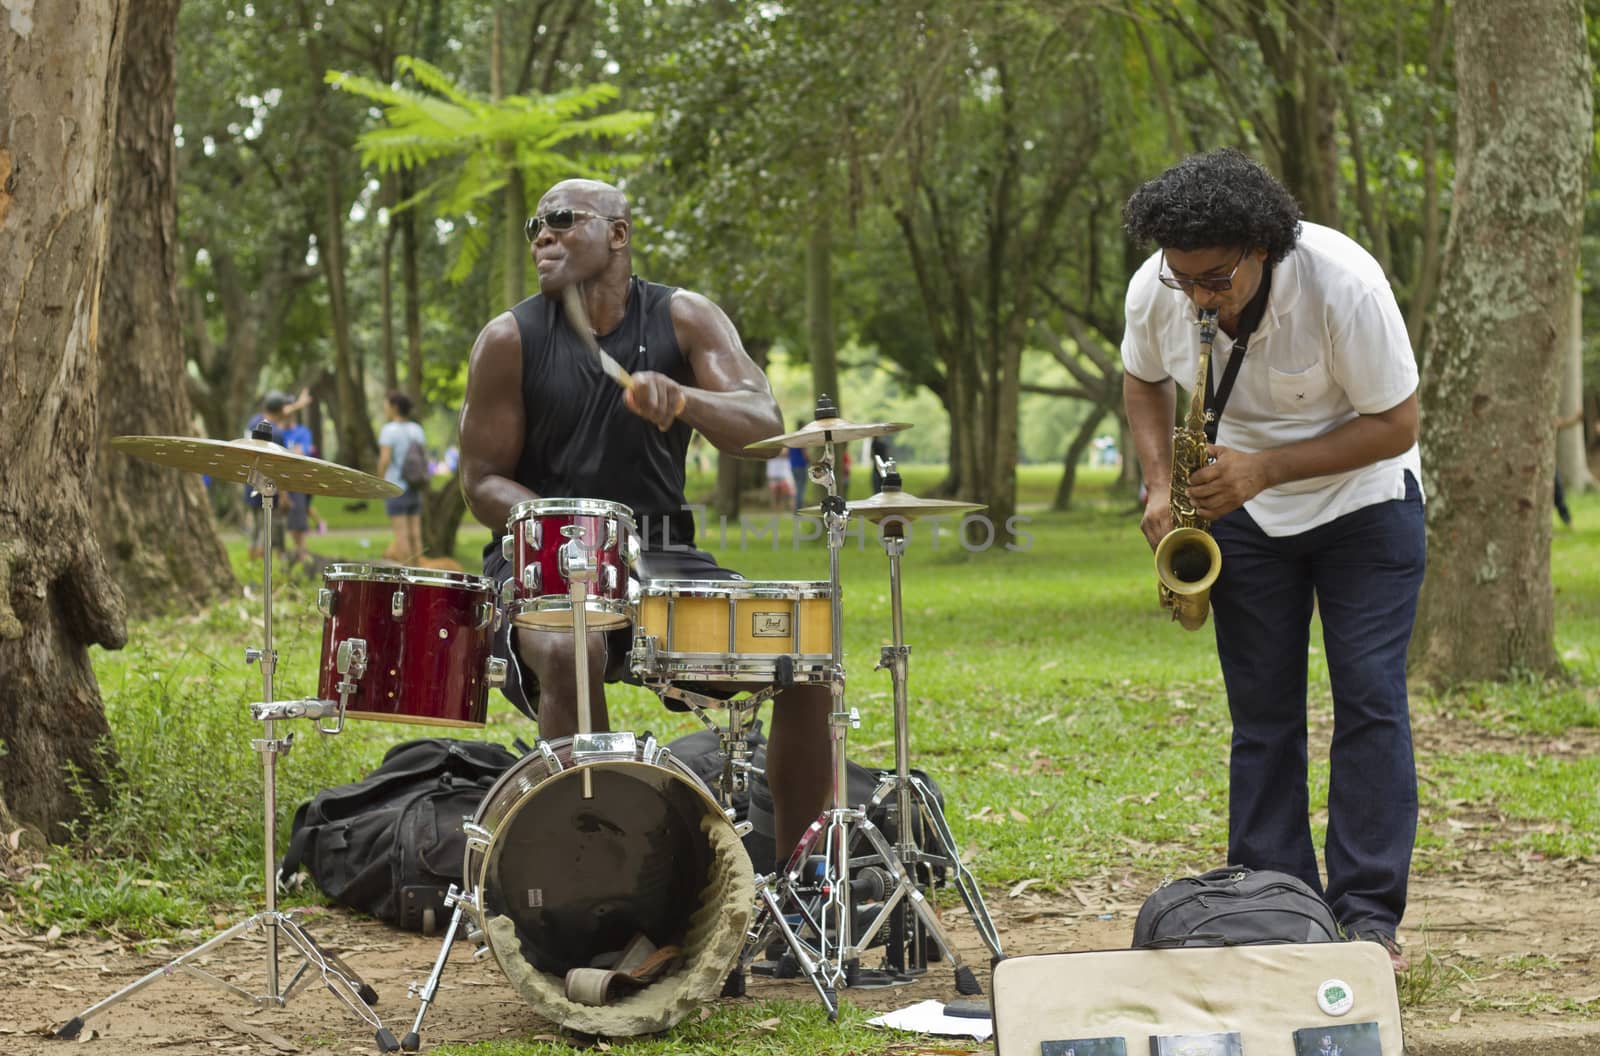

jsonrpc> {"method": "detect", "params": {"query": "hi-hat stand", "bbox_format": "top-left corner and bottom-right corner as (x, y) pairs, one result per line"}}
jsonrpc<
(58, 442), (396, 1052)
(741, 398), (986, 1017)
(868, 470), (1002, 974)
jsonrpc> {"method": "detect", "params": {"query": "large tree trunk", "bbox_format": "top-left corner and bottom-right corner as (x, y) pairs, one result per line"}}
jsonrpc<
(96, 0), (237, 615)
(0, 0), (131, 840)
(1412, 0), (1591, 684)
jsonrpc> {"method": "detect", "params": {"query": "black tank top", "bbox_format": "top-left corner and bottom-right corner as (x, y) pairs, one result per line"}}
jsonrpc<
(508, 277), (696, 546)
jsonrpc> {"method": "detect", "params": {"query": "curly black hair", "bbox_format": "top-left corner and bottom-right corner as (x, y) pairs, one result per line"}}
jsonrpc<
(1123, 149), (1303, 265)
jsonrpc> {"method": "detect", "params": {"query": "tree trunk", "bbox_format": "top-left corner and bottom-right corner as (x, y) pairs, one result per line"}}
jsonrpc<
(1053, 407), (1106, 512)
(318, 165), (378, 469)
(380, 178), (399, 394)
(401, 170), (423, 405)
(96, 0), (237, 615)
(806, 224), (840, 408)
(0, 0), (131, 840)
(422, 475), (469, 561)
(714, 450), (742, 520)
(1412, 0), (1591, 684)
(1556, 274), (1592, 492)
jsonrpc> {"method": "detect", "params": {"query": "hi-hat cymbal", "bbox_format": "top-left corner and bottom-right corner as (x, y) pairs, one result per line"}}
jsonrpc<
(111, 435), (403, 499)
(800, 488), (987, 524)
(748, 416), (913, 449)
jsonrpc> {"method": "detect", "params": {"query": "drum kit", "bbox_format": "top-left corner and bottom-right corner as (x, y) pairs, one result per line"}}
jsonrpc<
(59, 396), (1004, 1050)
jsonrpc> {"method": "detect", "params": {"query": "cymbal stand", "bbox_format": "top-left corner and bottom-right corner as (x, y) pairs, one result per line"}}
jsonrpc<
(58, 459), (396, 1053)
(742, 398), (981, 1015)
(869, 476), (1003, 973)
(401, 521), (621, 1051)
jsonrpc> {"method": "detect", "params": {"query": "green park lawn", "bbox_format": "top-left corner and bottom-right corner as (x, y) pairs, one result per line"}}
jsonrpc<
(6, 465), (1598, 1052)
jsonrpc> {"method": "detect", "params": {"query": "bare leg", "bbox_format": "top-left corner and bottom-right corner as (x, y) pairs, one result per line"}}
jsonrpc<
(405, 513), (424, 563)
(387, 514), (409, 561)
(515, 625), (611, 741)
(765, 684), (832, 870)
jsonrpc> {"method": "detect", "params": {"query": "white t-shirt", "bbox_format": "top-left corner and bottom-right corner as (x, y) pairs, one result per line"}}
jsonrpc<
(378, 420), (426, 487)
(1121, 222), (1422, 536)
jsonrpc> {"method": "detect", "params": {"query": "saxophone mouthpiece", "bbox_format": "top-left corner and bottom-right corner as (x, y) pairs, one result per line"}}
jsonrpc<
(1196, 307), (1220, 344)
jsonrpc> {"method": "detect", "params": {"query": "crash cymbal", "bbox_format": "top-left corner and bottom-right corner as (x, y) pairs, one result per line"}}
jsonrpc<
(747, 415), (913, 449)
(801, 488), (987, 524)
(111, 435), (403, 499)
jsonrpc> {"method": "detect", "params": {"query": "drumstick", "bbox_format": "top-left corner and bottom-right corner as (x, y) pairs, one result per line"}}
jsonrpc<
(562, 285), (634, 390)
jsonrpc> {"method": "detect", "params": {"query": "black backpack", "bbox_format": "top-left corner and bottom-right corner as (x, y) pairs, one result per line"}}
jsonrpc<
(1132, 865), (1341, 949)
(279, 738), (519, 933)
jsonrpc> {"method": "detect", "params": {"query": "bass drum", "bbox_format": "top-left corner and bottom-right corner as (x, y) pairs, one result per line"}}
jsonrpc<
(462, 736), (754, 1036)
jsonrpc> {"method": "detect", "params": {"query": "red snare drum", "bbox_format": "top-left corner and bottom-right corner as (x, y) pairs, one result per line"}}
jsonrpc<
(503, 498), (639, 630)
(317, 564), (504, 728)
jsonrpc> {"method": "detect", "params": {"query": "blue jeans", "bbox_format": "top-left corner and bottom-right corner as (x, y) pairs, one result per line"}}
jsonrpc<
(1209, 471), (1425, 937)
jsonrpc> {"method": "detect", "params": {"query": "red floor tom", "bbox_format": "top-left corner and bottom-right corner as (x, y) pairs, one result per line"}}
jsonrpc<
(503, 498), (638, 630)
(317, 564), (503, 728)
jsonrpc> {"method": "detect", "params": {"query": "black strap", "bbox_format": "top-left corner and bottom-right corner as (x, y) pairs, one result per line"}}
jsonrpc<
(1204, 262), (1274, 444)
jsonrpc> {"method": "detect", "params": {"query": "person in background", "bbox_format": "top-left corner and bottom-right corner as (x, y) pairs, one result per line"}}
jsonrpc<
(280, 390), (325, 553)
(1553, 409), (1585, 530)
(766, 449), (796, 511)
(245, 391), (296, 560)
(376, 391), (426, 565)
(787, 423), (809, 511)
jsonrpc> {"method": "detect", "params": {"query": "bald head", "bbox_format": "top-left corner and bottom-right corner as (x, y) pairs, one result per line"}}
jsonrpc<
(541, 179), (630, 222)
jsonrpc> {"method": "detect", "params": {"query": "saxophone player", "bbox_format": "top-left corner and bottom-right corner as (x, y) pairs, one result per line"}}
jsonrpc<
(1119, 150), (1424, 972)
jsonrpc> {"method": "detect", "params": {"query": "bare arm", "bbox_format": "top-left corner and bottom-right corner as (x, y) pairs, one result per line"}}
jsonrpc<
(376, 444), (392, 479)
(458, 313), (540, 533)
(1124, 372), (1179, 551)
(622, 290), (785, 456)
(1188, 390), (1420, 521)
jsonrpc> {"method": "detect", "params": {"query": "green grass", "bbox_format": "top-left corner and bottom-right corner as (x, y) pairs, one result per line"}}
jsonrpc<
(5, 477), (1600, 1043)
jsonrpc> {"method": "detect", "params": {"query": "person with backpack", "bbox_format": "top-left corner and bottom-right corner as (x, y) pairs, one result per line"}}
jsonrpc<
(377, 390), (428, 565)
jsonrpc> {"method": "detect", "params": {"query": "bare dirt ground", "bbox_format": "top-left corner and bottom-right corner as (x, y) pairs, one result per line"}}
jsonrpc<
(2, 708), (1596, 1054)
(2, 858), (1596, 1056)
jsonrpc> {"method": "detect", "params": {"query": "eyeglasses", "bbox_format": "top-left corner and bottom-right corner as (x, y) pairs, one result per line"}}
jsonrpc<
(1159, 250), (1248, 293)
(523, 209), (623, 241)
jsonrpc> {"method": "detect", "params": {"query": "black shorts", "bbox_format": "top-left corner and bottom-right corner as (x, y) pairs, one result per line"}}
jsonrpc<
(483, 544), (743, 722)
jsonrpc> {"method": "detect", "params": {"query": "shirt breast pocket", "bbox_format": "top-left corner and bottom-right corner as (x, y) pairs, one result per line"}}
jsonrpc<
(1267, 361), (1333, 412)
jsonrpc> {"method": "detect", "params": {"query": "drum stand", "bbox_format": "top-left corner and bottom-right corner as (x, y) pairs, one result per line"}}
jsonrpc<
(869, 516), (1003, 973)
(58, 470), (397, 1053)
(400, 525), (620, 1051)
(741, 403), (985, 1017)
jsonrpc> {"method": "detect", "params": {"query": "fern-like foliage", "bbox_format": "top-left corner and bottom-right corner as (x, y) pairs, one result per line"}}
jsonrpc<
(324, 60), (652, 284)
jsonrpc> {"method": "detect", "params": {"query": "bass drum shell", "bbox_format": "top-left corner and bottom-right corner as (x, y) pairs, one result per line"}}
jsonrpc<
(465, 737), (754, 1036)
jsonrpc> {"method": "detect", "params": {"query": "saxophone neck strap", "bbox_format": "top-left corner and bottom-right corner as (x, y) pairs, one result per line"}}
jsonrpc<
(1204, 260), (1274, 444)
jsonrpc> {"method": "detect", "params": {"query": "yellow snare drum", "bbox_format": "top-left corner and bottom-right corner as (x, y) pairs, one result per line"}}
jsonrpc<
(630, 580), (837, 683)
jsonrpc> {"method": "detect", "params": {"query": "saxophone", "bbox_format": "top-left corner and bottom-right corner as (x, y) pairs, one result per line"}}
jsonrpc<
(1154, 307), (1224, 631)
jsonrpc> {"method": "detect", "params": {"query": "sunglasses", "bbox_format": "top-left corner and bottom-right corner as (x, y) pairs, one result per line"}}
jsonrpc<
(1159, 250), (1248, 293)
(523, 209), (623, 241)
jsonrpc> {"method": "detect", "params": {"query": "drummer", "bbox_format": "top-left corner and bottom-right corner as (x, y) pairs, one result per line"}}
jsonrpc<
(458, 178), (830, 868)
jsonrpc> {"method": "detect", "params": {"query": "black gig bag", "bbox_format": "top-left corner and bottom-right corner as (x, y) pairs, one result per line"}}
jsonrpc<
(1132, 865), (1341, 949)
(279, 738), (519, 932)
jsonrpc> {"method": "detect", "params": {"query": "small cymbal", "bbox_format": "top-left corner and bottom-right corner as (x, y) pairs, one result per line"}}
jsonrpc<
(800, 488), (987, 524)
(111, 435), (403, 499)
(747, 416), (913, 449)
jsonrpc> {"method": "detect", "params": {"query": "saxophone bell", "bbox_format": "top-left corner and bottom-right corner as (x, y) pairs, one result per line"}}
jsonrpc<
(1156, 526), (1222, 631)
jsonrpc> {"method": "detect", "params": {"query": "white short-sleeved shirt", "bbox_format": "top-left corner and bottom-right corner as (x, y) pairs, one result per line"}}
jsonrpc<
(1120, 222), (1423, 536)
